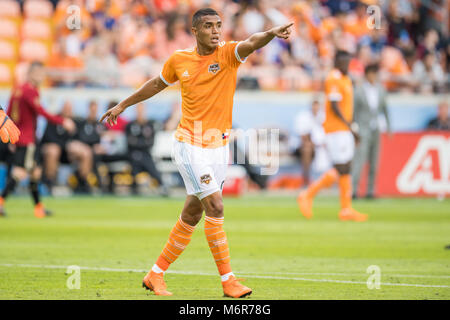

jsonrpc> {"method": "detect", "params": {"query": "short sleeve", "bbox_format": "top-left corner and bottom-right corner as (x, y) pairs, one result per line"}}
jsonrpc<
(160, 54), (178, 85)
(222, 41), (247, 68)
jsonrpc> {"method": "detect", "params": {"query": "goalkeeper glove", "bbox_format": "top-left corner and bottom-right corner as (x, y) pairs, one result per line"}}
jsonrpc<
(0, 107), (20, 144)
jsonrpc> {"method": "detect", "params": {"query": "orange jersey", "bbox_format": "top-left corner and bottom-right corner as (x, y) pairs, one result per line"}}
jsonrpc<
(323, 69), (353, 133)
(160, 41), (245, 148)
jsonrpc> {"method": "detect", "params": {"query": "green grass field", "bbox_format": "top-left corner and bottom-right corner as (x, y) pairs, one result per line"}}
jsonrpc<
(0, 195), (449, 300)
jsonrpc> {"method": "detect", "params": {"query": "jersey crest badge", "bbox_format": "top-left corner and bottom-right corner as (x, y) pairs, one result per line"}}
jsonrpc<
(200, 174), (212, 185)
(208, 63), (220, 74)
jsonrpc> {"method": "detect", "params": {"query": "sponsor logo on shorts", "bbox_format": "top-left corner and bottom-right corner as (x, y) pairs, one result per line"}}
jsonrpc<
(208, 63), (220, 74)
(200, 174), (212, 185)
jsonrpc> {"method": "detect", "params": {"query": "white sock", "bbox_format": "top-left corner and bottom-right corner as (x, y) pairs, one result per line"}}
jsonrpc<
(221, 272), (234, 282)
(152, 264), (164, 274)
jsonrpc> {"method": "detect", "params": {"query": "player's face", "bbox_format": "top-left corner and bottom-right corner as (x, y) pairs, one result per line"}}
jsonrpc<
(311, 101), (320, 115)
(366, 70), (378, 83)
(192, 15), (222, 49)
(61, 102), (73, 118)
(29, 65), (46, 85)
(335, 56), (351, 75)
(88, 103), (98, 119)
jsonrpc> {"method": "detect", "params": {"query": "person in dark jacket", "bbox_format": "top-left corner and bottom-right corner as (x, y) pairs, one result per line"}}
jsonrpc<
(126, 103), (168, 196)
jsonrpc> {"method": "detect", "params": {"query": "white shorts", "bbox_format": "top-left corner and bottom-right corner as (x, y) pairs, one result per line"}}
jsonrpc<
(325, 131), (355, 165)
(172, 140), (229, 200)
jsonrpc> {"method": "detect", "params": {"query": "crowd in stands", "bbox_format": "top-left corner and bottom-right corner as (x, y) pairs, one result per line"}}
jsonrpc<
(0, 0), (449, 92)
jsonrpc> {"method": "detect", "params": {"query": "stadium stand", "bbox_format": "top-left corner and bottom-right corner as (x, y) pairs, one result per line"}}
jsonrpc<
(0, 0), (447, 91)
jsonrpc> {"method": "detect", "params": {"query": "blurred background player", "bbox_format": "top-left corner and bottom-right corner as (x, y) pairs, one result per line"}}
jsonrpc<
(101, 8), (293, 298)
(126, 103), (168, 196)
(351, 64), (391, 200)
(293, 97), (326, 187)
(0, 62), (75, 218)
(297, 51), (368, 222)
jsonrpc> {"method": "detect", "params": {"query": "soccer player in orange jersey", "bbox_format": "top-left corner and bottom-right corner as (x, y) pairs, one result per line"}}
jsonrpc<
(297, 51), (368, 222)
(101, 8), (293, 298)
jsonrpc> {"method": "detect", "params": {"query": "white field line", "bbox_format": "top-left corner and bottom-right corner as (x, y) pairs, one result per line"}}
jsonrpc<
(1, 263), (449, 289)
(234, 271), (450, 279)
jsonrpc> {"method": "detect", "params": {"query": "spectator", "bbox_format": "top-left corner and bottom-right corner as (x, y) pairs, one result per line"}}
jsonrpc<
(293, 98), (327, 186)
(3, 0), (448, 92)
(84, 37), (120, 88)
(41, 101), (93, 193)
(95, 101), (129, 192)
(126, 103), (168, 196)
(73, 100), (106, 188)
(380, 46), (414, 92)
(352, 64), (391, 199)
(427, 100), (450, 131)
(412, 51), (446, 93)
(47, 37), (84, 87)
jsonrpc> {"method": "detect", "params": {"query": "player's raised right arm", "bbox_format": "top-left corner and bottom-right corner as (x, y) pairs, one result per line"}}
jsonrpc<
(237, 22), (293, 60)
(100, 76), (168, 126)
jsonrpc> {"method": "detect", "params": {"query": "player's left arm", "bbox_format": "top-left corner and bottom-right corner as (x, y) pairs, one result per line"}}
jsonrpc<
(100, 76), (168, 126)
(237, 22), (294, 60)
(0, 106), (20, 144)
(330, 101), (360, 143)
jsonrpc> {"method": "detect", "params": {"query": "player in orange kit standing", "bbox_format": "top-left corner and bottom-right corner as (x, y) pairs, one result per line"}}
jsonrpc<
(100, 8), (294, 298)
(297, 51), (368, 222)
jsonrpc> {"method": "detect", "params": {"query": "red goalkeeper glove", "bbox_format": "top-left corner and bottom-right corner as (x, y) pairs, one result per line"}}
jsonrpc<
(0, 107), (20, 144)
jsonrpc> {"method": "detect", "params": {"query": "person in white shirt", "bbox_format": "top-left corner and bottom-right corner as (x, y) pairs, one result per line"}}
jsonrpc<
(293, 98), (328, 186)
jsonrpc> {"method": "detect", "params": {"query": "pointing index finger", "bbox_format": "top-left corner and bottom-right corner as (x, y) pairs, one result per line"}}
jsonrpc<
(99, 112), (109, 123)
(283, 22), (294, 29)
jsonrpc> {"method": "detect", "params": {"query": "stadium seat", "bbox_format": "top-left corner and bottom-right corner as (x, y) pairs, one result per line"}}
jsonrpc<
(22, 19), (52, 40)
(0, 19), (19, 39)
(0, 0), (21, 18)
(14, 62), (30, 84)
(24, 0), (54, 19)
(0, 63), (13, 87)
(0, 40), (16, 62)
(20, 40), (50, 62)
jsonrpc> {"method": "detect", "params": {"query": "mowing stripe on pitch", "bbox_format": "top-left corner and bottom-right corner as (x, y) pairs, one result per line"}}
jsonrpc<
(0, 263), (449, 288)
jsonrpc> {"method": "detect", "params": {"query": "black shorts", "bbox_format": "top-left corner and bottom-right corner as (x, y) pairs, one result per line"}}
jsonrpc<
(12, 144), (40, 170)
(0, 143), (11, 163)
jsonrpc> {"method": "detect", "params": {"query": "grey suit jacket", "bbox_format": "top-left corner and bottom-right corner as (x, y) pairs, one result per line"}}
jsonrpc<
(353, 82), (391, 134)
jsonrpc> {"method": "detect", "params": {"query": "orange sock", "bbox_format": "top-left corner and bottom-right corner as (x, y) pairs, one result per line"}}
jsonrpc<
(0, 197), (4, 206)
(338, 174), (352, 210)
(155, 216), (195, 272)
(306, 168), (338, 198)
(204, 216), (232, 276)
